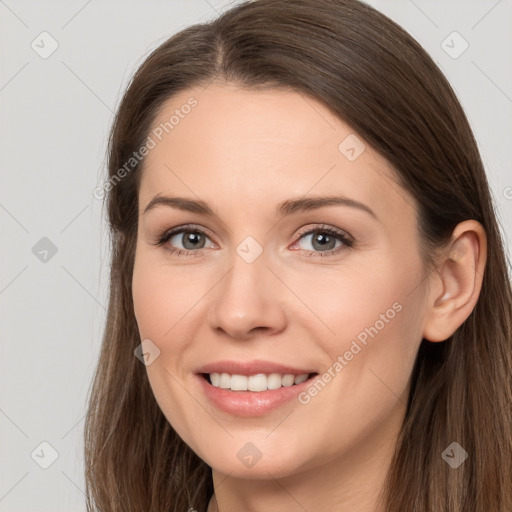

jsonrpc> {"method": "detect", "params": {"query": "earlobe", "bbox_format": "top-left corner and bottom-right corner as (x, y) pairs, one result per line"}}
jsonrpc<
(422, 220), (487, 343)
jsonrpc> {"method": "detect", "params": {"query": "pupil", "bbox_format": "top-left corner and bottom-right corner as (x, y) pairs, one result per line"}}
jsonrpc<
(313, 232), (335, 251)
(183, 232), (205, 249)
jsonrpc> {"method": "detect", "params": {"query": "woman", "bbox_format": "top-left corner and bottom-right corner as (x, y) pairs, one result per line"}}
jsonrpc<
(84, 0), (512, 511)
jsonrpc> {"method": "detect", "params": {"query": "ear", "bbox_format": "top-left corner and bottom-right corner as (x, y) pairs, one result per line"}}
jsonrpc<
(422, 220), (487, 342)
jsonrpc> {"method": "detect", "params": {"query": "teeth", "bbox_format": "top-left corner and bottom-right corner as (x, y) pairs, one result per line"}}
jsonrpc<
(208, 372), (310, 392)
(282, 374), (295, 387)
(267, 373), (282, 390)
(230, 374), (247, 391)
(210, 372), (221, 387)
(248, 374), (267, 392)
(294, 373), (309, 385)
(219, 372), (231, 389)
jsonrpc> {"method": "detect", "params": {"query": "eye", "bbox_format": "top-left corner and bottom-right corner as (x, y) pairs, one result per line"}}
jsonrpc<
(291, 224), (354, 257)
(154, 223), (354, 258)
(155, 225), (215, 257)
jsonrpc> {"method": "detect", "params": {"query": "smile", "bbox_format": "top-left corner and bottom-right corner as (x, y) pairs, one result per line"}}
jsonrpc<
(205, 372), (310, 391)
(195, 360), (319, 416)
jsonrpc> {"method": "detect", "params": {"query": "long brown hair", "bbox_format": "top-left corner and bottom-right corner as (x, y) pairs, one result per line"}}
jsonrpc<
(84, 1), (512, 510)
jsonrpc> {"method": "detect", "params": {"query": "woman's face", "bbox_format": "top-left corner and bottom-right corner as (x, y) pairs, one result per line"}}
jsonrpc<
(132, 83), (429, 479)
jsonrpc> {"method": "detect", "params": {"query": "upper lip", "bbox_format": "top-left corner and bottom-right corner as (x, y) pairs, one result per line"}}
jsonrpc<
(196, 359), (316, 376)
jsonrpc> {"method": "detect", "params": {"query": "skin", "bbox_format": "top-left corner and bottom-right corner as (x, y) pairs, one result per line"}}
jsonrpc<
(131, 82), (487, 512)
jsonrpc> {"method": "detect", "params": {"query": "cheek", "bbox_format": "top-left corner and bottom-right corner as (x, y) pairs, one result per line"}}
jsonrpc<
(286, 265), (411, 346)
(132, 251), (206, 447)
(292, 251), (425, 389)
(289, 275), (423, 454)
(132, 249), (208, 340)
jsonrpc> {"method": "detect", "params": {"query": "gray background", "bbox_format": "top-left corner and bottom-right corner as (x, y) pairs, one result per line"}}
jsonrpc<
(1, 0), (511, 510)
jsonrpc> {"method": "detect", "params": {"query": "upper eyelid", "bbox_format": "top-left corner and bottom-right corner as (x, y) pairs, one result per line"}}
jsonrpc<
(162, 224), (215, 242)
(295, 223), (351, 238)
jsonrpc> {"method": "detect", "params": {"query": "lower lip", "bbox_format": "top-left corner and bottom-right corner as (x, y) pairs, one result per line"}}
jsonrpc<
(197, 374), (316, 416)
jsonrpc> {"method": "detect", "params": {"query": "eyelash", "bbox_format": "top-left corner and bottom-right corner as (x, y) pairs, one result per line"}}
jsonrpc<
(154, 223), (354, 258)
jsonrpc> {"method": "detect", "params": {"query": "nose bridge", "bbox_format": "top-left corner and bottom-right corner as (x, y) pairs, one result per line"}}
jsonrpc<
(208, 243), (287, 338)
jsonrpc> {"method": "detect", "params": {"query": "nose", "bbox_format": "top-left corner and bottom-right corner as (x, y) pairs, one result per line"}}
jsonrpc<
(207, 251), (288, 340)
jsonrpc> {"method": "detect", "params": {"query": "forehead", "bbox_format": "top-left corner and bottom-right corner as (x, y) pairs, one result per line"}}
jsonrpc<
(147, 82), (355, 161)
(138, 83), (416, 225)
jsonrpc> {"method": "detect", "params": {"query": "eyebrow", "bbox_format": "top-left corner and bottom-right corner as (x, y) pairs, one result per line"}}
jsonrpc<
(143, 194), (377, 220)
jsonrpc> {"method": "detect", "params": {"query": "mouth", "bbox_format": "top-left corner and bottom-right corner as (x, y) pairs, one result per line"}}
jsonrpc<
(200, 372), (318, 392)
(195, 362), (319, 416)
